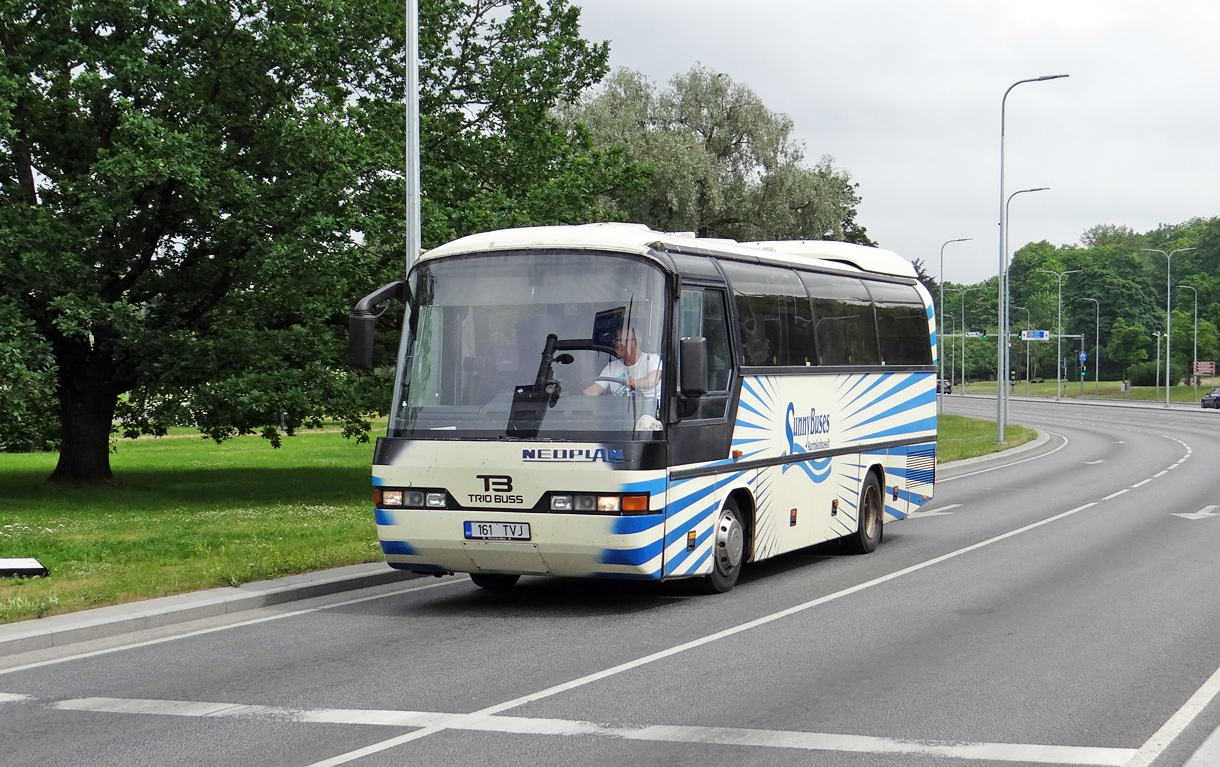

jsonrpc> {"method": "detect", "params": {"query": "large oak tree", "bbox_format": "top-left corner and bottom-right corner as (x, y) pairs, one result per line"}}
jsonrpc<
(0, 0), (642, 483)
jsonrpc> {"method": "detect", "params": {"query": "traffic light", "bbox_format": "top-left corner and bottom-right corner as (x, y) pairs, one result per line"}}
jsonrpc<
(981, 330), (988, 339)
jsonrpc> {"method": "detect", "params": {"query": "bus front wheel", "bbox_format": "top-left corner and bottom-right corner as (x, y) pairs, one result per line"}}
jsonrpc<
(848, 474), (883, 554)
(470, 573), (520, 590)
(702, 501), (745, 593)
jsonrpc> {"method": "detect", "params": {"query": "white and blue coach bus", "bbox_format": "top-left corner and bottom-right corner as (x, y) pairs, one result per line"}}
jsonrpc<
(348, 224), (937, 593)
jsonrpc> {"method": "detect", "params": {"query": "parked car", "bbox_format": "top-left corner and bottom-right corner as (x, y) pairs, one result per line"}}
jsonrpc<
(937, 379), (953, 394)
(1202, 388), (1220, 408)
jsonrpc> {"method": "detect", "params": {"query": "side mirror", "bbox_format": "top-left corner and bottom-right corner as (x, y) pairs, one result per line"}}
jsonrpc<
(680, 336), (708, 397)
(348, 281), (407, 370)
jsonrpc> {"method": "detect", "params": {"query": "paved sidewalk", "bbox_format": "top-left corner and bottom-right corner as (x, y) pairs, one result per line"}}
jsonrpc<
(0, 562), (419, 657)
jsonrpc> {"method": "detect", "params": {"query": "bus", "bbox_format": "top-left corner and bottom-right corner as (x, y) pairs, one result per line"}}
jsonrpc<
(348, 224), (937, 593)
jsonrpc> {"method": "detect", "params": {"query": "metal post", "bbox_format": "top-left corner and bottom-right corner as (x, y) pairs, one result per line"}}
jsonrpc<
(1155, 331), (1162, 402)
(1000, 188), (1047, 436)
(1013, 305), (1031, 394)
(1080, 298), (1099, 395)
(998, 75), (1067, 441)
(1178, 284), (1198, 402)
(1143, 248), (1196, 407)
(405, 0), (421, 273)
(950, 288), (981, 393)
(1038, 269), (1079, 401)
(939, 239), (970, 413)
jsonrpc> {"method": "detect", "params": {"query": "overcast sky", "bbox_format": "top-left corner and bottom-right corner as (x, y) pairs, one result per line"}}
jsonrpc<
(573, 0), (1220, 284)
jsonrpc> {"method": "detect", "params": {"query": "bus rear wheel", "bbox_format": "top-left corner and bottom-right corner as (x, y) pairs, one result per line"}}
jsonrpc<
(701, 501), (745, 593)
(847, 473), (883, 554)
(470, 573), (520, 590)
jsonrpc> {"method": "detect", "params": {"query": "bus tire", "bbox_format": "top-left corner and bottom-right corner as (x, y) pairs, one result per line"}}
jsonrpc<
(470, 573), (520, 590)
(701, 500), (746, 593)
(848, 473), (883, 554)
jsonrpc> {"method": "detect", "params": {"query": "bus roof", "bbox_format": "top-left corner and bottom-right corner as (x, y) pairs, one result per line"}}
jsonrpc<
(420, 223), (916, 279)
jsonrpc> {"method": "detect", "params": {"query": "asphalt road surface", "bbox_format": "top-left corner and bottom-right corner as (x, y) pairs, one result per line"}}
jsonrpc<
(4, 395), (1220, 767)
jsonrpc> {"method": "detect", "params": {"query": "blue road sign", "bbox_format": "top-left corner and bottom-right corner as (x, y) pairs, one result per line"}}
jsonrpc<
(1079, 350), (1088, 362)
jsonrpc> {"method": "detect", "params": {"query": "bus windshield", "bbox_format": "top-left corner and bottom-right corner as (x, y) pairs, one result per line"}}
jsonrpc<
(390, 250), (668, 440)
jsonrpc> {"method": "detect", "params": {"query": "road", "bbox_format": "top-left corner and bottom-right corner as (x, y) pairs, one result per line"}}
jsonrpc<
(4, 396), (1220, 767)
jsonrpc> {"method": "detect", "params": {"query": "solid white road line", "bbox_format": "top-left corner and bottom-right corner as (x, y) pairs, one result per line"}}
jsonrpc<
(940, 431), (1068, 483)
(1183, 720), (1220, 766)
(1125, 662), (1220, 767)
(0, 577), (467, 677)
(306, 501), (1102, 766)
(50, 696), (1136, 766)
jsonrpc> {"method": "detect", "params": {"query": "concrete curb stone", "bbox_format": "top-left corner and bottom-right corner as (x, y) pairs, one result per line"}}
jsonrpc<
(0, 562), (418, 657)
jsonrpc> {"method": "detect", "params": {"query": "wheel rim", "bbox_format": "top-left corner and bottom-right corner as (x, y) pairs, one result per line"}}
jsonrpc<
(862, 484), (880, 540)
(714, 507), (744, 576)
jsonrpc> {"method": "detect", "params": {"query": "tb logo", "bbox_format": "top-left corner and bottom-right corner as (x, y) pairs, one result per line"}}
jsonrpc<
(476, 475), (513, 492)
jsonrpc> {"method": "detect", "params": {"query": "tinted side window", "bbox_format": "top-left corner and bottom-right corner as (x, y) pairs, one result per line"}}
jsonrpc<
(867, 281), (932, 365)
(799, 272), (880, 366)
(679, 287), (731, 418)
(720, 262), (814, 366)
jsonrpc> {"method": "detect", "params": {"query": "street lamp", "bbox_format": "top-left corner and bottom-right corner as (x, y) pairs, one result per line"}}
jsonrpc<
(1038, 268), (1080, 400)
(949, 287), (983, 392)
(998, 74), (1067, 440)
(1012, 304), (1031, 394)
(1141, 247), (1196, 407)
(938, 238), (971, 413)
(1080, 297), (1099, 395)
(1001, 187), (1049, 435)
(1178, 284), (1199, 402)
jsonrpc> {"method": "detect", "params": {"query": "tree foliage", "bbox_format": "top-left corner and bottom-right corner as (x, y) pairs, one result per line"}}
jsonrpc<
(560, 66), (872, 244)
(0, 0), (641, 483)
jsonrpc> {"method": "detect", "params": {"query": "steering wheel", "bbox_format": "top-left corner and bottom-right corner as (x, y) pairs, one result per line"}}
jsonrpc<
(585, 376), (631, 393)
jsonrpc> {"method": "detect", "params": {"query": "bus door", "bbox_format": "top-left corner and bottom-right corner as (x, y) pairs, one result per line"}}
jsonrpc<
(664, 281), (736, 577)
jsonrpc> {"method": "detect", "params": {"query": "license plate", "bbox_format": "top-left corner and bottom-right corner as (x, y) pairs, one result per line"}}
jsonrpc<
(464, 521), (531, 541)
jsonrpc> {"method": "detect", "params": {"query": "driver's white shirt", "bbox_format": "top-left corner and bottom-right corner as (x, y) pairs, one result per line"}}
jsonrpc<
(595, 353), (661, 397)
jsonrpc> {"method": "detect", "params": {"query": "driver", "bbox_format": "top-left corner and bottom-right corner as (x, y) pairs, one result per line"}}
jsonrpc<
(584, 327), (662, 397)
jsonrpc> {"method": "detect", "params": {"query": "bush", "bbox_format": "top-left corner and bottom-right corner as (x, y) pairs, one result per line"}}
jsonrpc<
(1129, 359), (1188, 387)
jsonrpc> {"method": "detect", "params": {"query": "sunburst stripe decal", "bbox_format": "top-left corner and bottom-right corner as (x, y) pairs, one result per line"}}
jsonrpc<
(842, 373), (892, 410)
(845, 374), (921, 421)
(847, 388), (937, 431)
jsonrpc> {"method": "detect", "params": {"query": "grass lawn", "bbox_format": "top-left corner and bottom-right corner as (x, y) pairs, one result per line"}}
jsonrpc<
(0, 431), (382, 624)
(954, 377), (1218, 403)
(1, 414), (1026, 624)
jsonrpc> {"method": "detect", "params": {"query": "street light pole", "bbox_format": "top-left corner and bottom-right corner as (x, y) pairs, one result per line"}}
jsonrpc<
(1142, 248), (1196, 407)
(998, 74), (1067, 441)
(938, 238), (971, 413)
(1178, 284), (1198, 402)
(1038, 268), (1080, 401)
(1080, 297), (1099, 395)
(1001, 187), (1048, 436)
(405, 0), (421, 273)
(1013, 304), (1031, 394)
(949, 287), (981, 392)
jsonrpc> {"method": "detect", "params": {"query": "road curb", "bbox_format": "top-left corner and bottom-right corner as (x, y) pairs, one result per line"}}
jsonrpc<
(0, 563), (419, 657)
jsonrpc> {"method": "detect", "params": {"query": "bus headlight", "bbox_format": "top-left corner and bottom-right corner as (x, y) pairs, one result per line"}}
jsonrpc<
(550, 495), (573, 511)
(426, 492), (447, 508)
(548, 493), (650, 515)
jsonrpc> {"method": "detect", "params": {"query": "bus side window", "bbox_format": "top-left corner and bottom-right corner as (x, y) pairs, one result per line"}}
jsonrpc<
(680, 287), (732, 418)
(800, 272), (880, 366)
(863, 281), (933, 365)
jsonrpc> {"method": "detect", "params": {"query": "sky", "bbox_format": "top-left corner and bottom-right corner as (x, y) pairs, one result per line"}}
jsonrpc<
(573, 0), (1220, 285)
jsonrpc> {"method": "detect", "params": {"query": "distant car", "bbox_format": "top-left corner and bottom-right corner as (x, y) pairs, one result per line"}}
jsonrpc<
(937, 379), (952, 394)
(1202, 388), (1220, 408)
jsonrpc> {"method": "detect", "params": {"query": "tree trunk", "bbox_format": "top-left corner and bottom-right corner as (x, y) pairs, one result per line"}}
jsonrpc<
(47, 338), (122, 486)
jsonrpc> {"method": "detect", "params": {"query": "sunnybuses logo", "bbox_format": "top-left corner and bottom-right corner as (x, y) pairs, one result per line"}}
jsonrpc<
(784, 402), (832, 482)
(785, 402), (832, 452)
